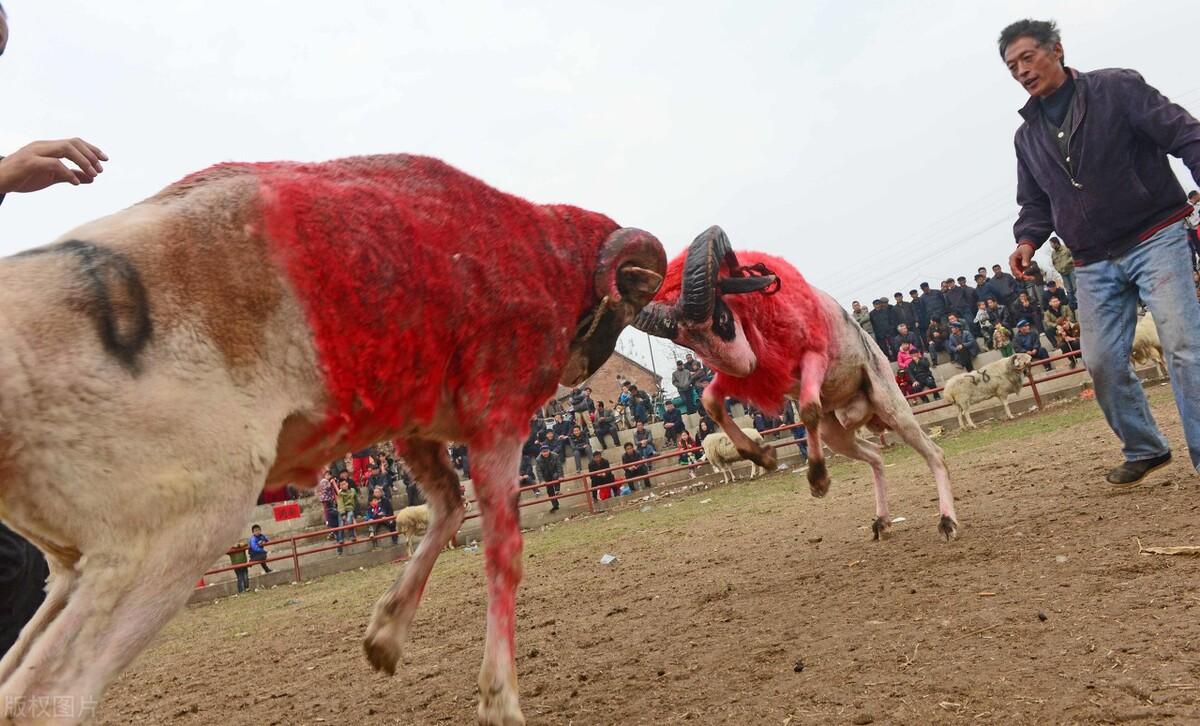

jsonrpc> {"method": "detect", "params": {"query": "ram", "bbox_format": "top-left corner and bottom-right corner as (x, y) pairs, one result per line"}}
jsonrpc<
(943, 353), (1034, 429)
(701, 428), (766, 484)
(635, 227), (959, 541)
(0, 154), (665, 726)
(392, 504), (457, 558)
(1131, 312), (1167, 379)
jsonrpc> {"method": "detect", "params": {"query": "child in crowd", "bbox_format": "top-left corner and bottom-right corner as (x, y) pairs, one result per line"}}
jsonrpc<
(371, 486), (399, 545)
(366, 497), (384, 548)
(993, 322), (1014, 357)
(229, 538), (250, 593)
(247, 525), (271, 574)
(336, 479), (358, 549)
(973, 301), (995, 350)
(676, 430), (701, 478)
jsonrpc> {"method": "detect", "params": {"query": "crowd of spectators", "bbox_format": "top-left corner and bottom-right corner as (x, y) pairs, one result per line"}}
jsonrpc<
(313, 448), (421, 556)
(851, 193), (1200, 401)
(512, 370), (810, 510)
(850, 240), (1093, 390)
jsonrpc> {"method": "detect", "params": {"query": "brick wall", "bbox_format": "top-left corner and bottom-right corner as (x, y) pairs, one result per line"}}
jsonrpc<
(582, 352), (662, 407)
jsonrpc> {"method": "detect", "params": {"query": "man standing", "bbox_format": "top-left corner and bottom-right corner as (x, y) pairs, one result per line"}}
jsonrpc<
(1048, 237), (1077, 301)
(955, 277), (979, 317)
(534, 444), (565, 512)
(868, 298), (898, 360)
(990, 264), (1019, 306)
(943, 279), (967, 322)
(920, 282), (947, 330)
(0, 3), (113, 659)
(686, 352), (710, 398)
(892, 292), (917, 332)
(671, 360), (695, 415)
(1003, 19), (1200, 485)
(909, 289), (929, 334)
(851, 300), (874, 336)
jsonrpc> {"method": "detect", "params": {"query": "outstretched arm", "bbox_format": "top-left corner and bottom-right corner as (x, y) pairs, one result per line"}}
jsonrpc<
(0, 138), (108, 195)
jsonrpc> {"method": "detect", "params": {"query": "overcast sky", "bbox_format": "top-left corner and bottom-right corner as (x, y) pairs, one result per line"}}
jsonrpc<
(1, 1), (1195, 379)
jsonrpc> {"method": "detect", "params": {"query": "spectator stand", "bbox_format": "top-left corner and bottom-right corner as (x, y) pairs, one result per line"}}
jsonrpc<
(195, 346), (1165, 602)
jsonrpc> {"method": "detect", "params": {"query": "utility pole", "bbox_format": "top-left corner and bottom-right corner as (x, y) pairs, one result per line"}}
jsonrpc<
(645, 333), (658, 379)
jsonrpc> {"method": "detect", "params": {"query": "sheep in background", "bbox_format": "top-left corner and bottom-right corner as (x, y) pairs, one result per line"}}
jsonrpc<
(943, 353), (1033, 429)
(1131, 312), (1167, 379)
(702, 427), (766, 484)
(393, 504), (457, 558)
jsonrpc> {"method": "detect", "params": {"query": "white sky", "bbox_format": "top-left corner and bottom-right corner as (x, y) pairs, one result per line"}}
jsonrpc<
(1, 1), (1196, 377)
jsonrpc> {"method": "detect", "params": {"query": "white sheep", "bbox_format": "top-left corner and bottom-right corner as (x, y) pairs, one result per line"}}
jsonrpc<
(393, 504), (457, 558)
(943, 353), (1033, 429)
(702, 428), (766, 484)
(1131, 312), (1167, 379)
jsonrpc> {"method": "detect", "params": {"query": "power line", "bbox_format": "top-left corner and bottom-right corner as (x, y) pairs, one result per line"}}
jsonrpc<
(825, 212), (1015, 301)
(827, 82), (1200, 303)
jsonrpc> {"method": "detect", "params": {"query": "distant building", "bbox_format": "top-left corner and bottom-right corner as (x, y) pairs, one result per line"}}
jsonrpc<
(583, 351), (662, 407)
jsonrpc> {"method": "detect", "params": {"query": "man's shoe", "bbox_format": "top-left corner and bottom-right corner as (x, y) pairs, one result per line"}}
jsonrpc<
(1106, 453), (1172, 486)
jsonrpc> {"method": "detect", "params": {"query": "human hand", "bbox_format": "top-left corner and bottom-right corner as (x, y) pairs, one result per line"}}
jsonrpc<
(0, 138), (109, 193)
(1008, 243), (1035, 280)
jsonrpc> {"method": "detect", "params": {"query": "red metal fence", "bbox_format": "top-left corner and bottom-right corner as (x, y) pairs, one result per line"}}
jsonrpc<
(201, 349), (1091, 588)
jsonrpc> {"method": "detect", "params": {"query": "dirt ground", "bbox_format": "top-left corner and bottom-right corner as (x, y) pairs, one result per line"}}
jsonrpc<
(99, 385), (1200, 725)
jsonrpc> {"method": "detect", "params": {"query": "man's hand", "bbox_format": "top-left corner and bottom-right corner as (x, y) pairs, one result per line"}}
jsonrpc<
(0, 138), (109, 194)
(1008, 242), (1035, 280)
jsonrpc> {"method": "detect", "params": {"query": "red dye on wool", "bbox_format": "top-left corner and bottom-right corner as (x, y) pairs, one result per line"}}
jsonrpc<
(208, 154), (619, 443)
(654, 250), (832, 412)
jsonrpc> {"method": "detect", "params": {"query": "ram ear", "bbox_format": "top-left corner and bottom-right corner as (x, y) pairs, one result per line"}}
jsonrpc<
(561, 227), (668, 386)
(594, 228), (667, 325)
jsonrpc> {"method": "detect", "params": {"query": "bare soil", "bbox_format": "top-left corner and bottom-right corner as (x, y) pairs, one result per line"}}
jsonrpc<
(99, 385), (1200, 725)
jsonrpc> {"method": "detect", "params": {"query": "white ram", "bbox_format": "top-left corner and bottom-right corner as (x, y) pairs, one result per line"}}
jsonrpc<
(702, 427), (766, 484)
(943, 353), (1033, 429)
(1131, 312), (1167, 379)
(393, 504), (457, 558)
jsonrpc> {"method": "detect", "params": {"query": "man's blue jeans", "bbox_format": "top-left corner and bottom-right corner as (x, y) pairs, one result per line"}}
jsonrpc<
(1075, 223), (1200, 472)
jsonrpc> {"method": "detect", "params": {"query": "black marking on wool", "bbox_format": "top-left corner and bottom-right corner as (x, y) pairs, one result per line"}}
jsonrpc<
(15, 239), (153, 373)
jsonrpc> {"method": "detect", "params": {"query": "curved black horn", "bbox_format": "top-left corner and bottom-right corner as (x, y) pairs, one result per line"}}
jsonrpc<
(719, 274), (778, 294)
(707, 225), (739, 272)
(631, 301), (678, 340)
(680, 227), (723, 321)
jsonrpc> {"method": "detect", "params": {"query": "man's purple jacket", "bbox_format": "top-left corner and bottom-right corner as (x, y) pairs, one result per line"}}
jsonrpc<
(1014, 68), (1200, 265)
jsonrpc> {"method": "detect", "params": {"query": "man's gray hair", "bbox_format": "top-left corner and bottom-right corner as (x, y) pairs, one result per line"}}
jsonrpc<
(998, 19), (1062, 61)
